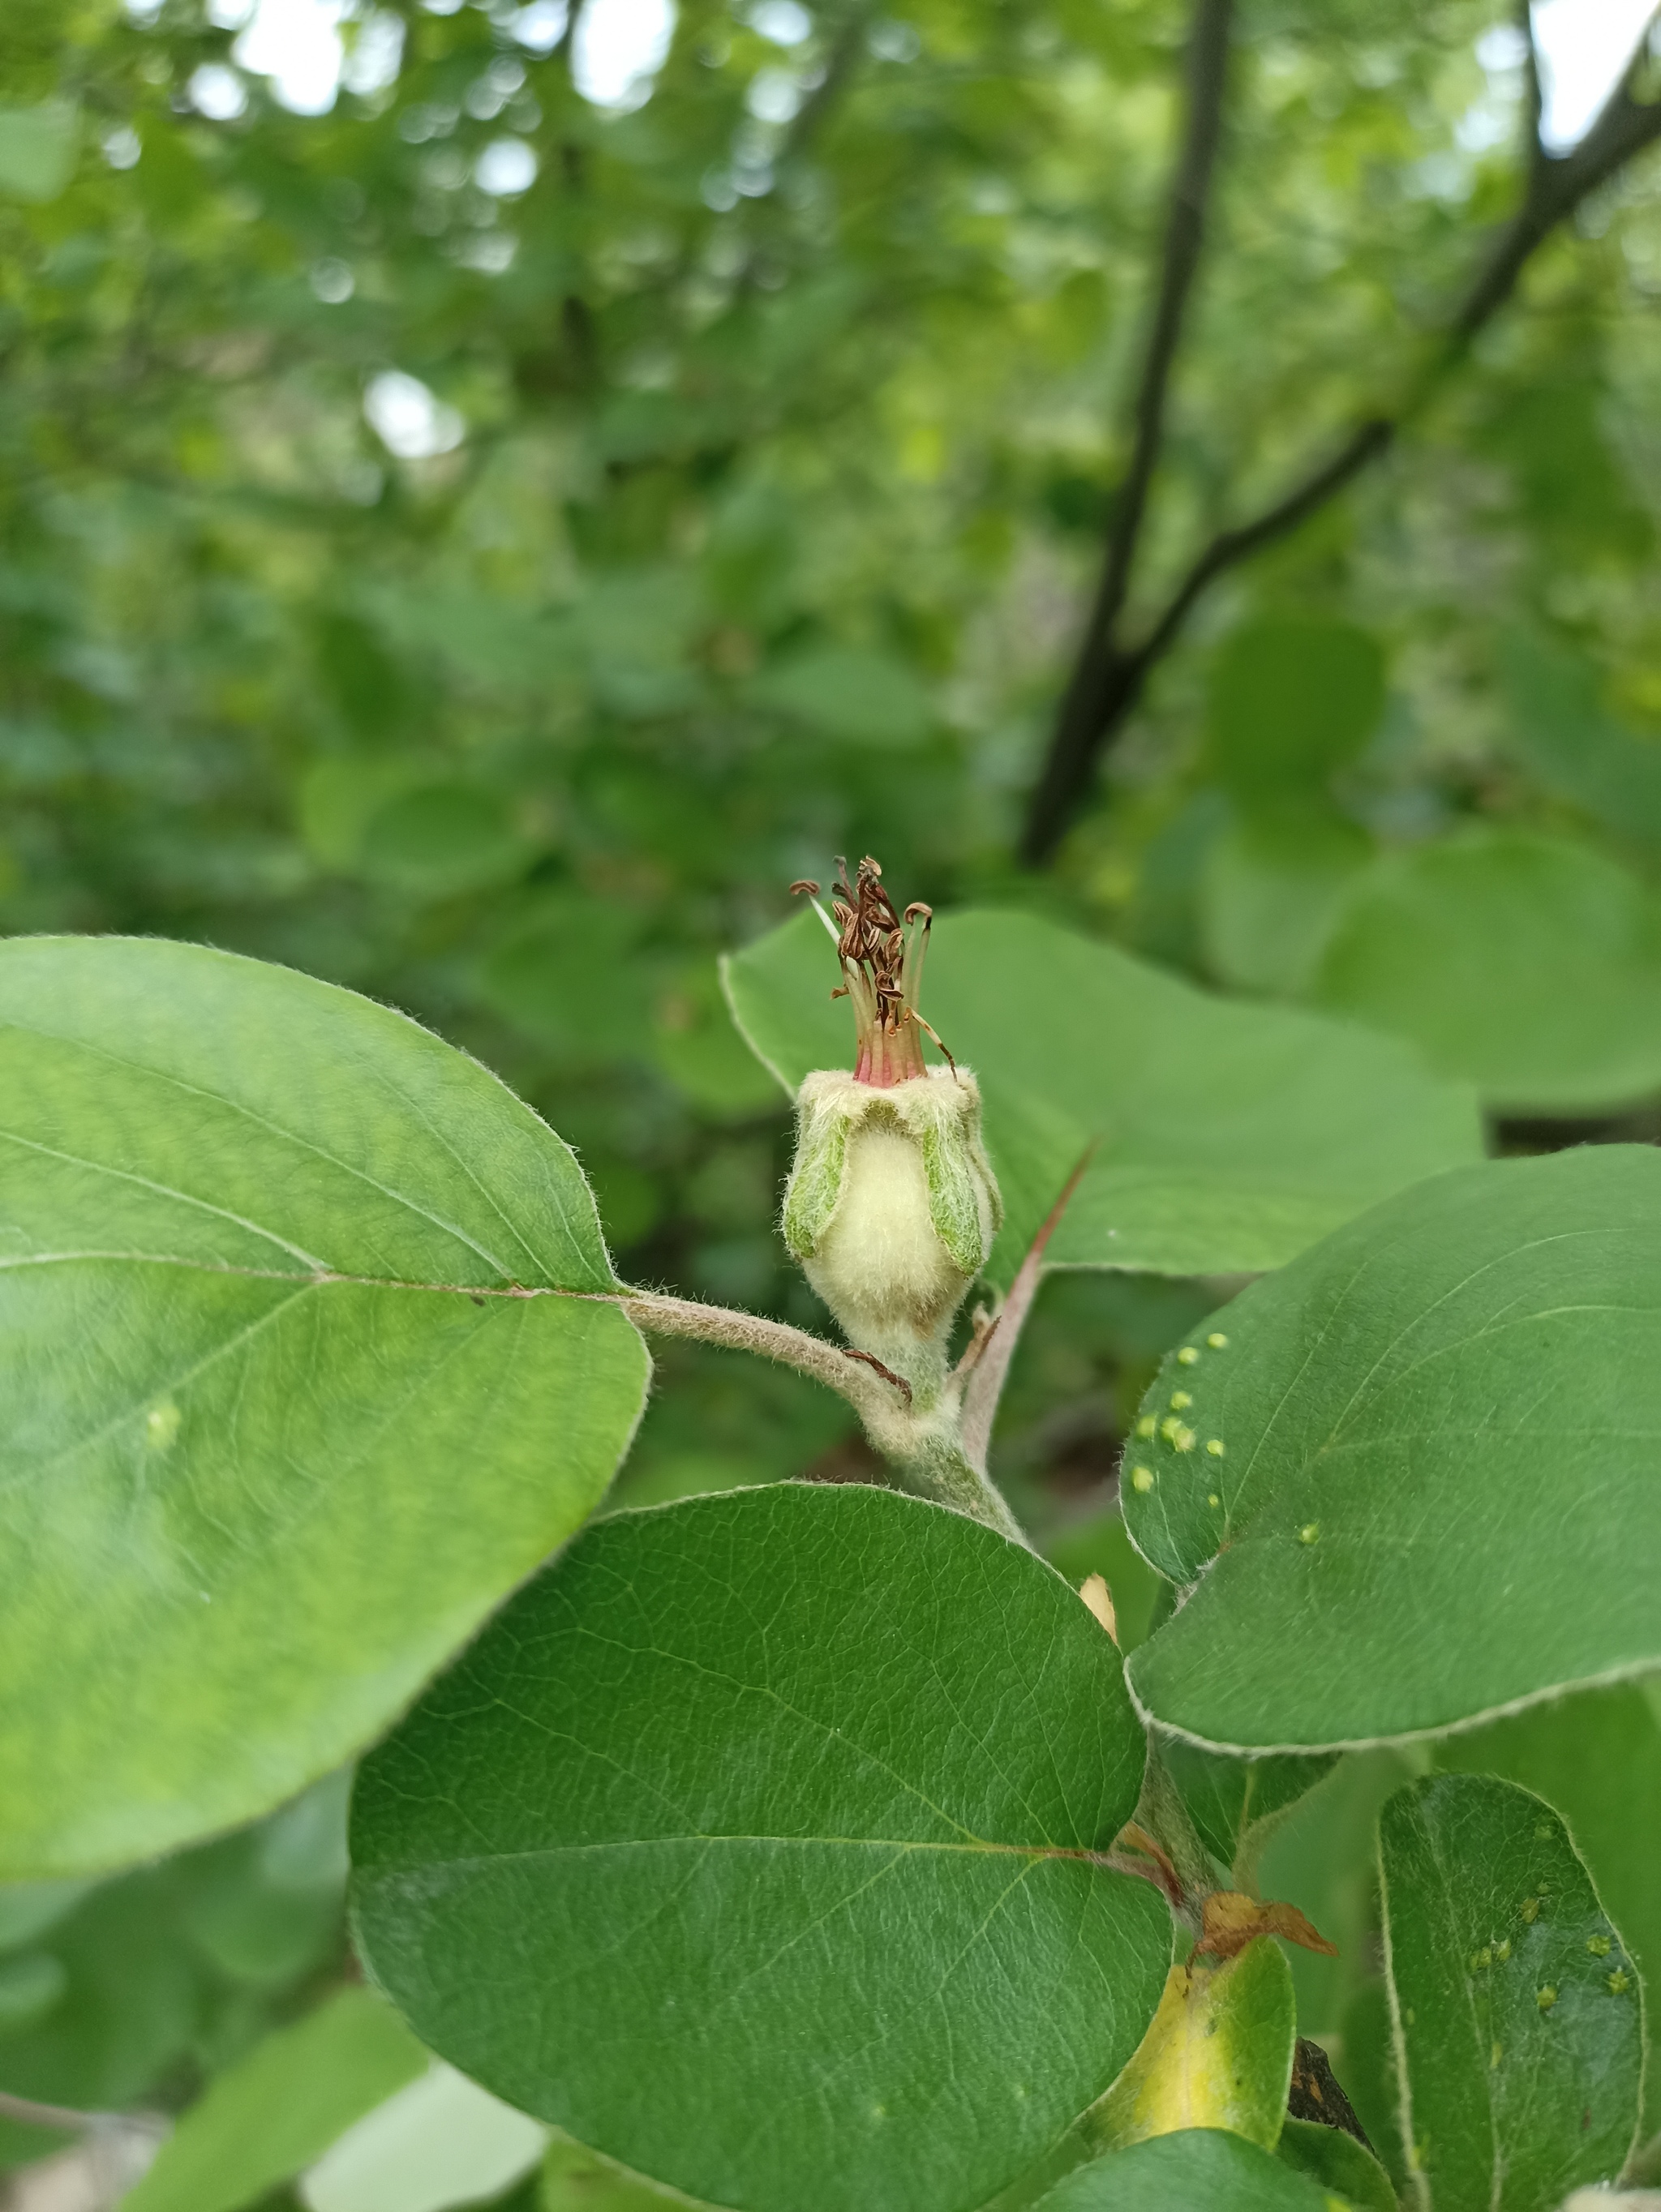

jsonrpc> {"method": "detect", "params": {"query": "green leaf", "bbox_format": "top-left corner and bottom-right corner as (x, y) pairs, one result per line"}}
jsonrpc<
(0, 1865), (210, 2111)
(358, 784), (530, 898)
(0, 1782), (357, 2124)
(1088, 1940), (1295, 2155)
(1032, 2129), (1350, 2211)
(0, 102), (78, 204)
(1378, 1773), (1644, 2210)
(1199, 812), (1371, 997)
(0, 1950), (67, 2030)
(351, 1484), (1173, 2212)
(1312, 828), (1661, 1111)
(1275, 2120), (1395, 2212)
(1160, 1743), (1338, 1875)
(0, 936), (648, 1877)
(1432, 1681), (1661, 2136)
(1123, 1148), (1661, 1751)
(122, 1989), (428, 2212)
(1208, 619), (1387, 812)
(1336, 1982), (1410, 2194)
(1500, 632), (1661, 847)
(1252, 1754), (1420, 2047)
(745, 645), (934, 746)
(723, 907), (1481, 1284)
(0, 1880), (91, 1953)
(299, 2065), (547, 2212)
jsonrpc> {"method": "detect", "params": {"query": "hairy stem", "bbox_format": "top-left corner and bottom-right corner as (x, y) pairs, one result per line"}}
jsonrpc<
(616, 1289), (1030, 1541)
(616, 1290), (912, 1425)
(880, 1408), (1032, 1545)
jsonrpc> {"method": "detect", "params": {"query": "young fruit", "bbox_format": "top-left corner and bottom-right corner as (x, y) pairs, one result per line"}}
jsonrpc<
(781, 859), (1001, 1402)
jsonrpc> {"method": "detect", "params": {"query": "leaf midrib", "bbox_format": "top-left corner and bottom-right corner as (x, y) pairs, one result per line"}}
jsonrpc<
(363, 1833), (1127, 1871)
(0, 1250), (570, 1297)
(0, 1024), (540, 1284)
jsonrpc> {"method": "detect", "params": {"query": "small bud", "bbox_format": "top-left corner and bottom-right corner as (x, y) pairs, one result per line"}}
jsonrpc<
(782, 859), (1002, 1401)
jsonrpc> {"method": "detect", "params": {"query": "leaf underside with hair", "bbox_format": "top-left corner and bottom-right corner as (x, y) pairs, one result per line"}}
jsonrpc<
(1378, 1773), (1642, 2209)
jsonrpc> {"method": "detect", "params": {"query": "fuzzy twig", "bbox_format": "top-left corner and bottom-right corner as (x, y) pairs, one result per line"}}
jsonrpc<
(616, 1291), (912, 1430)
(616, 1291), (1029, 1541)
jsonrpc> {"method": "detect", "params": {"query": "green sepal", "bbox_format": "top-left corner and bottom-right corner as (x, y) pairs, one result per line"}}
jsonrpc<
(921, 1116), (993, 1275)
(780, 1091), (848, 1258)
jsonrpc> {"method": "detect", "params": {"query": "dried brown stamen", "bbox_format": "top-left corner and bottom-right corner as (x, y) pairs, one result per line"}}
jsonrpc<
(792, 857), (954, 1087)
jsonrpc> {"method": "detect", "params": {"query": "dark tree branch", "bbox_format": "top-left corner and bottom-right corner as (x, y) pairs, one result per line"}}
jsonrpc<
(1020, 16), (1661, 866)
(1455, 47), (1661, 340)
(1022, 0), (1234, 866)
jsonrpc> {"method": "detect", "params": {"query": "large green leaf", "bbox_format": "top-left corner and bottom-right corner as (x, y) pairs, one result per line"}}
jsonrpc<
(1378, 1773), (1643, 2210)
(723, 907), (1480, 1283)
(1206, 619), (1387, 811)
(1312, 828), (1661, 1112)
(1123, 1148), (1661, 1750)
(0, 936), (648, 1878)
(122, 1988), (428, 2212)
(1432, 1680), (1661, 2137)
(1032, 2129), (1349, 2211)
(350, 1485), (1173, 2212)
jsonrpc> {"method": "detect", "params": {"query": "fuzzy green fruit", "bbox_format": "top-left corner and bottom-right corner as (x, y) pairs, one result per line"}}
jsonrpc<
(783, 1066), (1002, 1401)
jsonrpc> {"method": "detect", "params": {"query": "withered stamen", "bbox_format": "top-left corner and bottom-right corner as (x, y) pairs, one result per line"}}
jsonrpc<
(796, 855), (954, 1087)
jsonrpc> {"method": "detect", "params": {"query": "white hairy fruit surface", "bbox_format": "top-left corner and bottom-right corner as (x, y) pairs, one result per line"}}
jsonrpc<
(803, 1120), (968, 1344)
(783, 1065), (1002, 1398)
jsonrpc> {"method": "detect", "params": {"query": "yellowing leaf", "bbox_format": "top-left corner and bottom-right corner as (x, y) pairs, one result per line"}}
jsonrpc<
(1088, 1937), (1296, 2156)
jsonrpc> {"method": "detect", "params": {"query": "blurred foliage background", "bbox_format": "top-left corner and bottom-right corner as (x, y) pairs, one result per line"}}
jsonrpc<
(3, 0), (1661, 2197)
